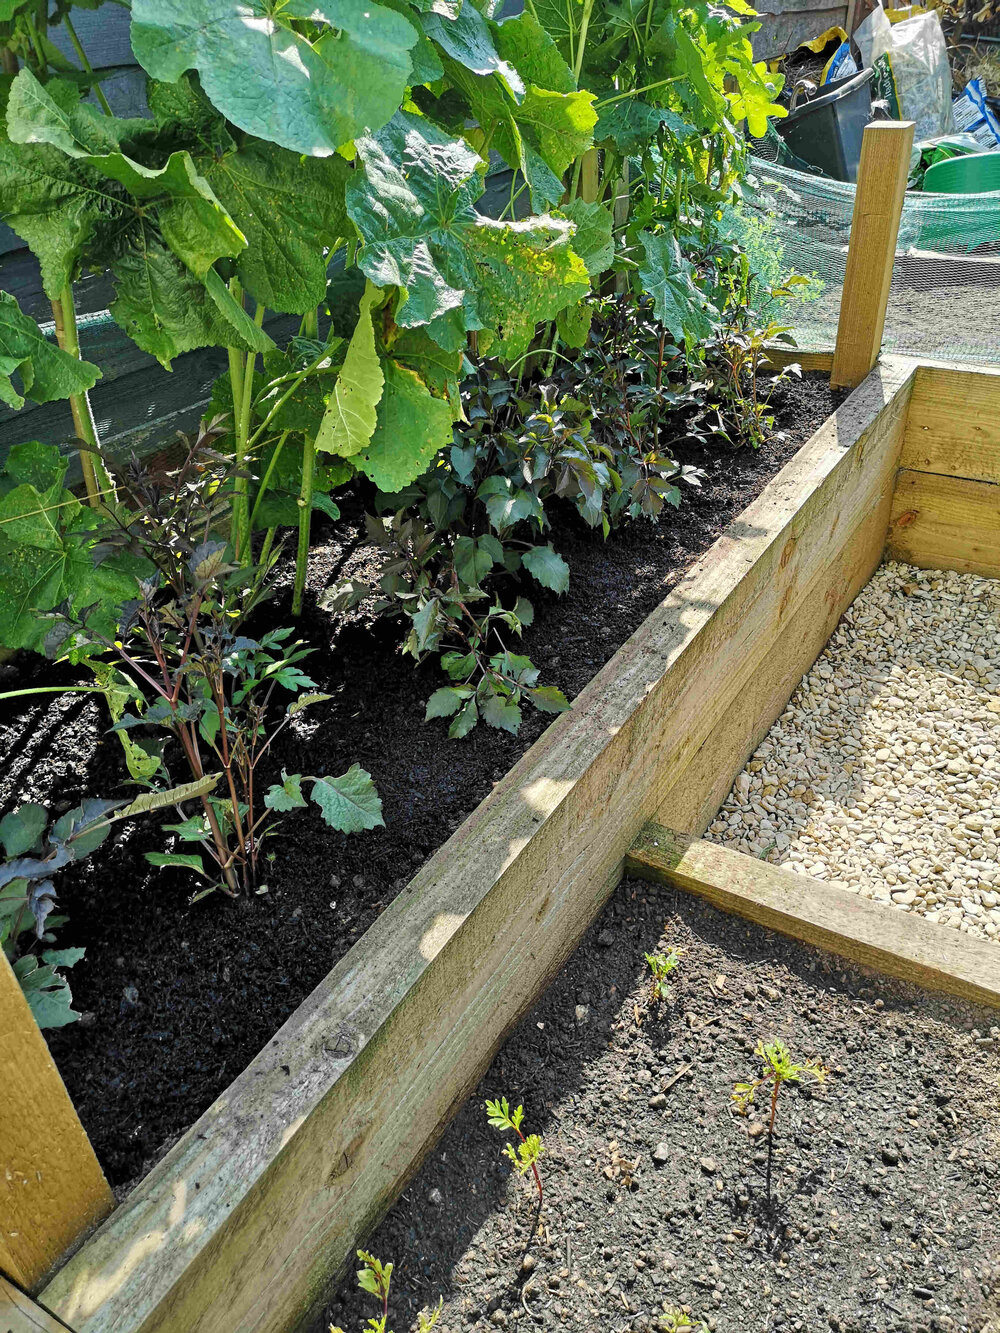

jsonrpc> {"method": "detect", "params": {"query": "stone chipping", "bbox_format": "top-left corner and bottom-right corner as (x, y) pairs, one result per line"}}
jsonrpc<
(707, 561), (1000, 940)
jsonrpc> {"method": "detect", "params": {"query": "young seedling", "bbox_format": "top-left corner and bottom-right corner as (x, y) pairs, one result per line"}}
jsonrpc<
(329, 1251), (441, 1333)
(645, 947), (684, 1002)
(485, 1096), (544, 1210)
(732, 1038), (828, 1201)
(658, 1308), (710, 1333)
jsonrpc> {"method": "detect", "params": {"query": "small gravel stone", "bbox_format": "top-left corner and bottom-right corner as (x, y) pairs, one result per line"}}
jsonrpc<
(699, 1156), (718, 1175)
(574, 1004), (590, 1026)
(652, 1142), (670, 1165)
(705, 563), (1000, 943)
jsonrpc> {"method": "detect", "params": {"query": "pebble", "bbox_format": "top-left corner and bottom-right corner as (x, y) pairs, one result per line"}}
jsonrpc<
(706, 563), (1000, 943)
(652, 1142), (670, 1165)
(699, 1156), (719, 1175)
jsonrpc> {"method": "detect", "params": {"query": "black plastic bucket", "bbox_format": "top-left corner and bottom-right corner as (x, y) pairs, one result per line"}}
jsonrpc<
(776, 67), (875, 183)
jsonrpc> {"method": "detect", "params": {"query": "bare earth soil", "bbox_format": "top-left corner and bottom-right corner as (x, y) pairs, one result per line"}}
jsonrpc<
(323, 880), (1000, 1333)
(0, 374), (843, 1187)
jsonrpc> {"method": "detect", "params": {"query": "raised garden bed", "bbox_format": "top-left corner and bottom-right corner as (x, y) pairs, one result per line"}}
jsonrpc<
(322, 875), (1000, 1333)
(11, 356), (1000, 1333)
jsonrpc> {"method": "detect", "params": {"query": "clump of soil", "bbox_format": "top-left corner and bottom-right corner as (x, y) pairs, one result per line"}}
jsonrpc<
(0, 374), (845, 1186)
(323, 881), (1000, 1333)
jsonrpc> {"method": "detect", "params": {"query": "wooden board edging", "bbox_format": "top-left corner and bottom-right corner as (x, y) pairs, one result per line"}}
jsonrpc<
(888, 469), (1000, 578)
(0, 1277), (75, 1333)
(0, 952), (113, 1294)
(39, 361), (915, 1333)
(626, 824), (1000, 1010)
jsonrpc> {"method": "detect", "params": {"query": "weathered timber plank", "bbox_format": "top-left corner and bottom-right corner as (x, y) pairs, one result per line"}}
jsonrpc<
(652, 357), (912, 833)
(655, 462), (897, 836)
(761, 347), (834, 372)
(832, 122), (915, 389)
(40, 359), (914, 1333)
(0, 954), (113, 1293)
(0, 1277), (74, 1333)
(627, 825), (1000, 1009)
(900, 365), (1000, 485)
(888, 469), (1000, 578)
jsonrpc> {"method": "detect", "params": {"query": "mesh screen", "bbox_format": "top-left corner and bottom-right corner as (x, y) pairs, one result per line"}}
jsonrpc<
(726, 150), (1000, 367)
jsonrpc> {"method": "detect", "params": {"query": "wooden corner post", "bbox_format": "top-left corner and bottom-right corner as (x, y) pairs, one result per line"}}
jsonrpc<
(0, 951), (114, 1292)
(830, 120), (915, 389)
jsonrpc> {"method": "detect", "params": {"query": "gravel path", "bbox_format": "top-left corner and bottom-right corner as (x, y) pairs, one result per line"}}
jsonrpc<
(707, 562), (1000, 941)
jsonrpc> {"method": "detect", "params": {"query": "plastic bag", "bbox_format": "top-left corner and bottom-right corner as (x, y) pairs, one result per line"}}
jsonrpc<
(952, 78), (1000, 150)
(854, 6), (954, 141)
(908, 132), (984, 188)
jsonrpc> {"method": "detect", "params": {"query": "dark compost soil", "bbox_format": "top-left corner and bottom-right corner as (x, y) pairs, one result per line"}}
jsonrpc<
(0, 374), (845, 1189)
(322, 879), (1000, 1333)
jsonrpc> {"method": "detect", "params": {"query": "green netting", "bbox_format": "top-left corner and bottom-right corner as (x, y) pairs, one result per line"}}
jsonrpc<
(725, 143), (1000, 367)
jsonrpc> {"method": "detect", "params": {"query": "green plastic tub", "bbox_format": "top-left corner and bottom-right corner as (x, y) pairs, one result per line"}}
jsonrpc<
(922, 151), (1000, 195)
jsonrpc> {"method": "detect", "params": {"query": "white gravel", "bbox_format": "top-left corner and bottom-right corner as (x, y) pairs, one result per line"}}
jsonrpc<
(706, 561), (1000, 941)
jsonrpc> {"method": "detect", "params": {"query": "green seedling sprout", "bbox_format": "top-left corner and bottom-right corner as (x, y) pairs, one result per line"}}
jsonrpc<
(485, 1096), (544, 1209)
(732, 1038), (828, 1200)
(330, 1251), (441, 1333)
(645, 947), (684, 1002)
(658, 1308), (710, 1333)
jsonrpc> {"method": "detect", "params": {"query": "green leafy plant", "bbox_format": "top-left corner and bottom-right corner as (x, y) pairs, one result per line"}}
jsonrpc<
(47, 440), (382, 897)
(732, 1038), (828, 1200)
(657, 1309), (710, 1333)
(486, 1096), (544, 1210)
(329, 1251), (441, 1333)
(327, 338), (706, 737)
(0, 0), (599, 587)
(645, 946), (684, 1002)
(0, 780), (217, 1027)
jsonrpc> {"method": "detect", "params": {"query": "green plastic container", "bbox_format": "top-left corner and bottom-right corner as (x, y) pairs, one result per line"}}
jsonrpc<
(922, 151), (1000, 195)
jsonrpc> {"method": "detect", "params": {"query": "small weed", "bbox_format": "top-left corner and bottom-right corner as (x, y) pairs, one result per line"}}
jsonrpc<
(645, 947), (684, 1002)
(485, 1096), (544, 1210)
(658, 1309), (710, 1333)
(733, 1038), (828, 1201)
(329, 1251), (441, 1333)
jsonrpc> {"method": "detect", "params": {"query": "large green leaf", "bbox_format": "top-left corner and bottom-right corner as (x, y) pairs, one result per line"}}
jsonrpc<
(204, 140), (349, 313)
(315, 283), (385, 459)
(346, 111), (482, 336)
(310, 764), (384, 833)
(420, 3), (521, 88)
(148, 80), (352, 313)
(130, 0), (418, 156)
(14, 954), (80, 1029)
(471, 213), (588, 360)
(348, 112), (588, 356)
(7, 71), (246, 281)
(0, 290), (100, 409)
(0, 480), (145, 654)
(508, 86), (596, 179)
(2, 73), (266, 366)
(492, 11), (576, 93)
(356, 357), (453, 492)
(559, 198), (613, 278)
(637, 231), (714, 345)
(594, 99), (695, 153)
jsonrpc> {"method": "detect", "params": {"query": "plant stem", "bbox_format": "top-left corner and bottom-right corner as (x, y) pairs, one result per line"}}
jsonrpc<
(292, 309), (319, 617)
(227, 279), (257, 564)
(594, 75), (684, 109)
(1, 46), (18, 75)
(292, 435), (315, 618)
(766, 1074), (780, 1202)
(248, 429), (289, 532)
(62, 12), (113, 117)
(514, 1124), (543, 1210)
(572, 0), (595, 82)
(50, 286), (116, 508)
